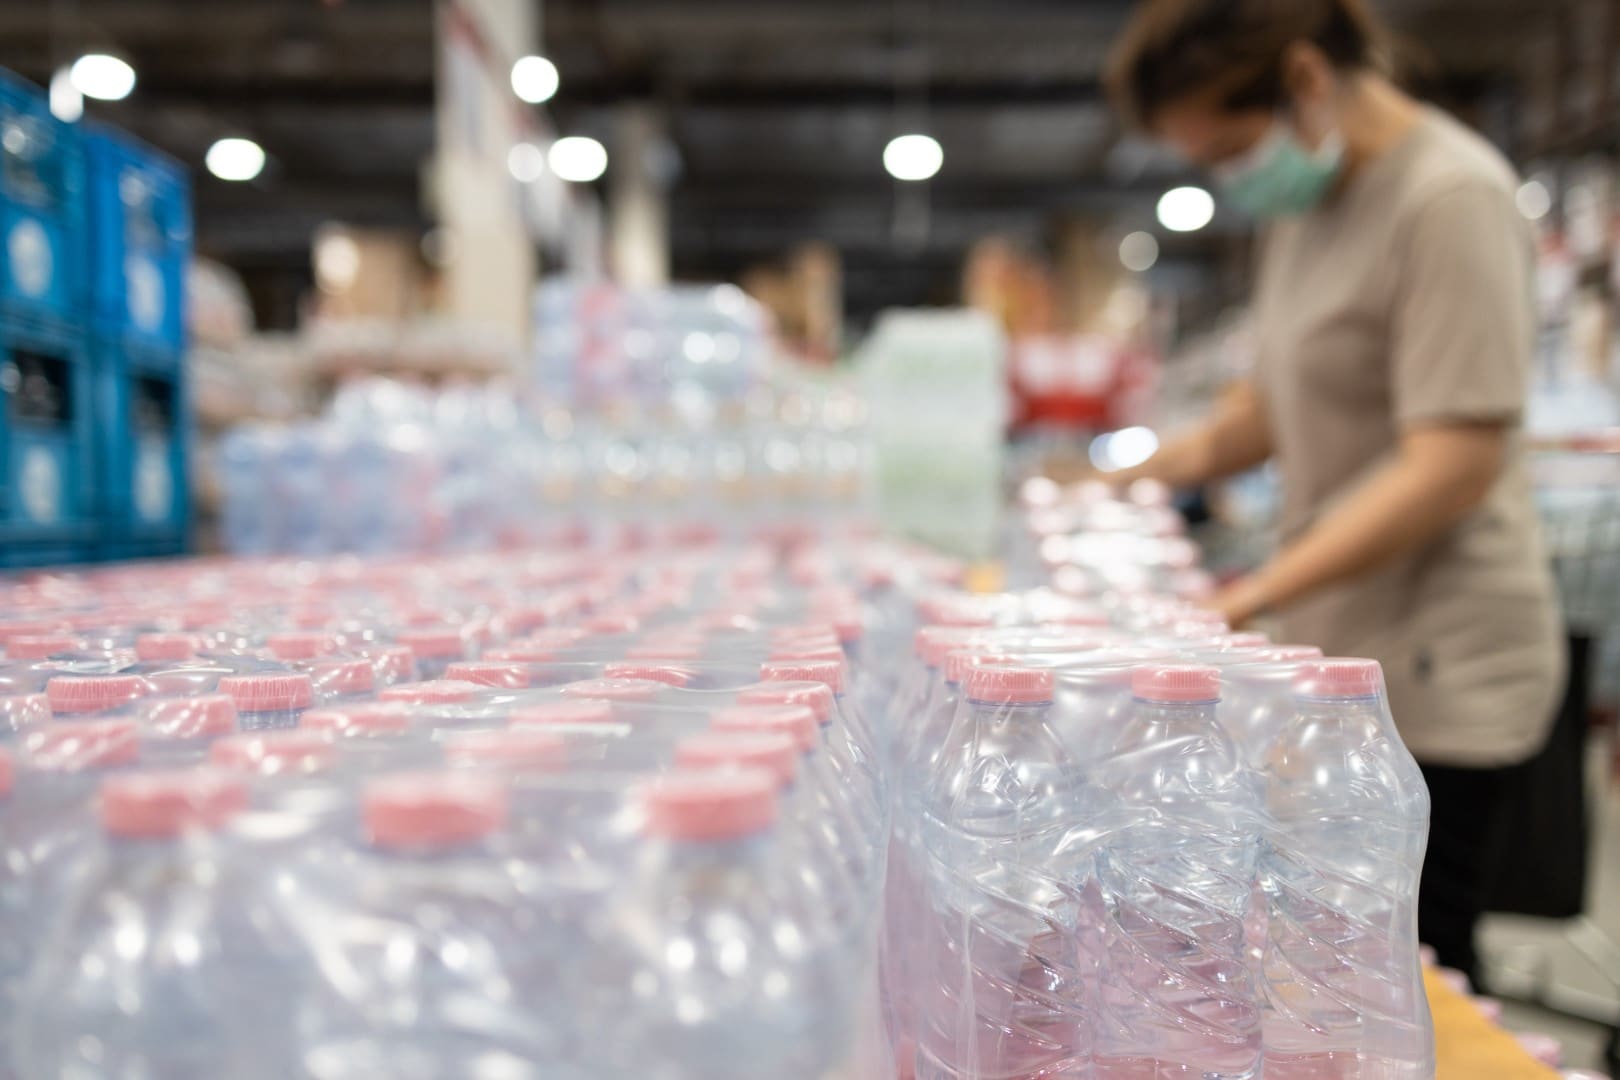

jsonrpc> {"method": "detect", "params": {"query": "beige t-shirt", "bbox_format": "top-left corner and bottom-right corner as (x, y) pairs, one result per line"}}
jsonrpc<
(1254, 107), (1564, 767)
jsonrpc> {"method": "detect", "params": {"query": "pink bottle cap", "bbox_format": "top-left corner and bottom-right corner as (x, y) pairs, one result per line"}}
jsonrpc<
(913, 625), (989, 667)
(211, 730), (338, 774)
(735, 681), (834, 725)
(760, 659), (845, 695)
(1297, 658), (1383, 699)
(0, 618), (63, 645)
(101, 771), (248, 839)
(394, 627), (470, 659)
(301, 702), (413, 736)
(309, 658), (376, 697)
(25, 719), (140, 770)
(443, 661), (532, 689)
(7, 633), (85, 660)
(135, 632), (204, 662)
(0, 692), (50, 734)
(915, 595), (998, 628)
(767, 644), (845, 663)
(945, 649), (1008, 686)
(142, 695), (239, 740)
(510, 699), (616, 726)
(218, 673), (315, 713)
(47, 674), (151, 715)
(601, 663), (692, 688)
(378, 680), (486, 706)
(964, 665), (1055, 705)
(442, 729), (567, 772)
(1132, 664), (1221, 703)
(710, 704), (819, 751)
(178, 601), (231, 630)
(582, 613), (640, 635)
(360, 645), (417, 684)
(559, 677), (664, 703)
(0, 747), (11, 797)
(265, 632), (340, 661)
(643, 768), (778, 841)
(364, 773), (508, 850)
(676, 733), (800, 788)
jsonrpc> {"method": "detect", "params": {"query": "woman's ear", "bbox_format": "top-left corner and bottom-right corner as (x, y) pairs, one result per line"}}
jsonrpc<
(1280, 40), (1337, 109)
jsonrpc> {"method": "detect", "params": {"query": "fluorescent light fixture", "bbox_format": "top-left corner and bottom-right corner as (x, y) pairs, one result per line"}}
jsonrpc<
(69, 53), (136, 101)
(49, 67), (83, 123)
(548, 136), (607, 183)
(205, 137), (266, 182)
(1157, 186), (1215, 233)
(883, 134), (944, 181)
(511, 55), (560, 104)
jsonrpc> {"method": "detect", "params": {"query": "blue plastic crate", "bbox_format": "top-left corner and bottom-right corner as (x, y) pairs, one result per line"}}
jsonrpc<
(84, 126), (190, 354)
(0, 316), (95, 547)
(0, 69), (86, 330)
(92, 336), (189, 554)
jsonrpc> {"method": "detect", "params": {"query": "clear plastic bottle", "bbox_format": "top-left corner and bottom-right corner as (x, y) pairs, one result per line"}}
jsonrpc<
(293, 772), (566, 1078)
(573, 768), (847, 1079)
(915, 664), (1091, 1080)
(13, 770), (250, 1078)
(1258, 658), (1434, 1078)
(1092, 665), (1262, 1079)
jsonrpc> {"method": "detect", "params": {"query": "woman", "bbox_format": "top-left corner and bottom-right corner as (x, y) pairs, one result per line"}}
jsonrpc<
(1103, 0), (1564, 987)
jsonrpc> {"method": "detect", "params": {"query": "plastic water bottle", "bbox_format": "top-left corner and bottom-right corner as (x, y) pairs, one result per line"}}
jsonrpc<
(914, 664), (1092, 1080)
(135, 694), (241, 764)
(572, 768), (849, 1079)
(1091, 665), (1262, 1078)
(1258, 658), (1434, 1078)
(13, 771), (250, 1078)
(292, 772), (567, 1078)
(0, 721), (144, 1036)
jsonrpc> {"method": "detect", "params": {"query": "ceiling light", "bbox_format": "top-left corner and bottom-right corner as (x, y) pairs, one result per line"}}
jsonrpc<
(49, 67), (83, 123)
(1516, 179), (1552, 222)
(205, 137), (266, 182)
(1157, 186), (1215, 233)
(883, 134), (943, 182)
(1118, 231), (1159, 272)
(507, 142), (546, 183)
(548, 136), (607, 183)
(69, 54), (136, 102)
(511, 56), (560, 105)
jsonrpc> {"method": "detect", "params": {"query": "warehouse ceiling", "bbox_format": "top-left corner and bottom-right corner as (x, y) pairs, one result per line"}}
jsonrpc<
(0, 0), (1556, 326)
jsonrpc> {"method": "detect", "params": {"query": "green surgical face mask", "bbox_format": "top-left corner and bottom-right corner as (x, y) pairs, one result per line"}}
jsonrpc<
(1213, 119), (1345, 219)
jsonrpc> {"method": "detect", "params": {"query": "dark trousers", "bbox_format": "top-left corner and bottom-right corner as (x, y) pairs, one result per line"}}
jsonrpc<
(1418, 761), (1518, 990)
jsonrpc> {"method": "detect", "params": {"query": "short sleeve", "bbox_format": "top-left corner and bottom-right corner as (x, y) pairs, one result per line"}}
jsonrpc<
(1390, 182), (1534, 427)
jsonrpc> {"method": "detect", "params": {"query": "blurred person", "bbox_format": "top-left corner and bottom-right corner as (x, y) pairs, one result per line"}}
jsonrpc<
(1100, 0), (1564, 988)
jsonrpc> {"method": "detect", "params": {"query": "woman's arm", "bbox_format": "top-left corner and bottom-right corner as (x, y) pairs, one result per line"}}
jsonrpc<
(1046, 379), (1274, 487)
(1214, 421), (1508, 626)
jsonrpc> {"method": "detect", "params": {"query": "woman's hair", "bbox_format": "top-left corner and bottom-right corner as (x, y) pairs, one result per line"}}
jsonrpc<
(1106, 0), (1394, 129)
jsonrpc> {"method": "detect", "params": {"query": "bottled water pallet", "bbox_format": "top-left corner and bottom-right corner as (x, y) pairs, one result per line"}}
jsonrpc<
(83, 125), (191, 356)
(0, 314), (97, 555)
(0, 68), (86, 332)
(90, 334), (188, 559)
(0, 496), (1443, 1077)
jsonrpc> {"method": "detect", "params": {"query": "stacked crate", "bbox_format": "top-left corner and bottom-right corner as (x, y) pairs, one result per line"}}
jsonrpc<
(0, 69), (97, 567)
(0, 67), (191, 567)
(85, 127), (191, 560)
